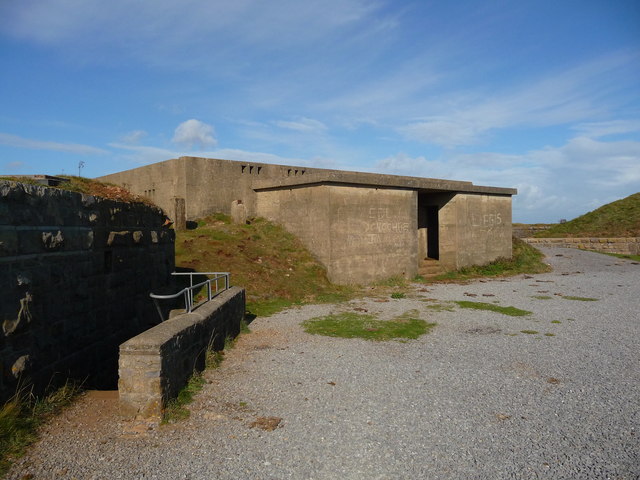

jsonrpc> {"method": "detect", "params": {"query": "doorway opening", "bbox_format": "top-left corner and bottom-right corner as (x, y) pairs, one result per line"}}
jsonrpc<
(418, 197), (439, 260)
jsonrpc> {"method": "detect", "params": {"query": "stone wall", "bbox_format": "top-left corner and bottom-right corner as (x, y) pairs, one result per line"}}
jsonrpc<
(118, 286), (245, 419)
(523, 237), (640, 255)
(0, 180), (175, 401)
(513, 225), (552, 238)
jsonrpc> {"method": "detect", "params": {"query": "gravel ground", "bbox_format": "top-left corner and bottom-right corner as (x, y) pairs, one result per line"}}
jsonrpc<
(7, 247), (640, 479)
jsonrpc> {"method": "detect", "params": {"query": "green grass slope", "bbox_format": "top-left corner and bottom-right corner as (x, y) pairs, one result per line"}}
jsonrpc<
(536, 192), (640, 237)
(175, 214), (352, 317)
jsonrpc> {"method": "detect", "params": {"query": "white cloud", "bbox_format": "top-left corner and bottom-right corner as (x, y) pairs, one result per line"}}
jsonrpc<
(375, 135), (640, 223)
(172, 119), (217, 149)
(0, 132), (107, 155)
(273, 117), (327, 134)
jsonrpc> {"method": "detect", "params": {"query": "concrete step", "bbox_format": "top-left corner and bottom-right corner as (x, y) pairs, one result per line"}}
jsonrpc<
(418, 258), (445, 277)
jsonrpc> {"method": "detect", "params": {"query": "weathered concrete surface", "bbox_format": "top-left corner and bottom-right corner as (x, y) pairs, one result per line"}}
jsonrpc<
(0, 180), (174, 401)
(438, 193), (513, 270)
(523, 237), (639, 255)
(98, 156), (515, 221)
(98, 156), (516, 284)
(99, 157), (322, 220)
(118, 286), (245, 420)
(257, 185), (418, 284)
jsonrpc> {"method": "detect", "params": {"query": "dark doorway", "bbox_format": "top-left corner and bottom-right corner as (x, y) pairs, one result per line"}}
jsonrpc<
(418, 199), (439, 260)
(426, 206), (439, 259)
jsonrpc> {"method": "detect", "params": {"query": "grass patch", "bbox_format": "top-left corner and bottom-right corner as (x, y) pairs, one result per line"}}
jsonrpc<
(532, 295), (553, 300)
(455, 301), (532, 317)
(562, 296), (598, 302)
(534, 192), (640, 238)
(430, 237), (551, 283)
(551, 320), (562, 324)
(544, 333), (555, 337)
(175, 215), (354, 317)
(302, 311), (435, 341)
(597, 251), (640, 262)
(0, 382), (81, 475)
(423, 302), (456, 312)
(520, 330), (539, 335)
(391, 292), (406, 299)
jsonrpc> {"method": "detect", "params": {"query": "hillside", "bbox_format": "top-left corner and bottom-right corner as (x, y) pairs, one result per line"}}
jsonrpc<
(536, 192), (640, 238)
(174, 214), (352, 317)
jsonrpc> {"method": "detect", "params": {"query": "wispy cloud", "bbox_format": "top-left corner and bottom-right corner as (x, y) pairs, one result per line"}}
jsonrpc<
(3, 161), (25, 172)
(396, 51), (640, 147)
(273, 117), (327, 134)
(376, 134), (640, 222)
(0, 0), (384, 70)
(120, 130), (148, 144)
(0, 132), (107, 155)
(572, 120), (640, 138)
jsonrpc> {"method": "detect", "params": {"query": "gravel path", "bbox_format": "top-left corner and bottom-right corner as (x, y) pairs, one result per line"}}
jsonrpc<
(7, 247), (640, 479)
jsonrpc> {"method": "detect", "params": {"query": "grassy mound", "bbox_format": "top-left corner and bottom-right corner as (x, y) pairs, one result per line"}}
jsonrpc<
(174, 214), (353, 317)
(536, 192), (640, 237)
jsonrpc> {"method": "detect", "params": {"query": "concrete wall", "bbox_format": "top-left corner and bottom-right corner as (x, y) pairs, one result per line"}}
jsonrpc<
(118, 286), (245, 420)
(0, 180), (175, 401)
(438, 193), (513, 269)
(523, 237), (640, 255)
(257, 185), (417, 284)
(98, 156), (516, 284)
(99, 157), (324, 221)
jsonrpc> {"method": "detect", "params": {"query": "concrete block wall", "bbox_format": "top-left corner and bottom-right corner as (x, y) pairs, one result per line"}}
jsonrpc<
(257, 184), (418, 284)
(118, 286), (245, 419)
(0, 180), (175, 401)
(523, 237), (640, 255)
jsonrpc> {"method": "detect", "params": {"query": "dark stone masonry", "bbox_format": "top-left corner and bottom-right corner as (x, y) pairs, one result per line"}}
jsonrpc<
(0, 180), (175, 401)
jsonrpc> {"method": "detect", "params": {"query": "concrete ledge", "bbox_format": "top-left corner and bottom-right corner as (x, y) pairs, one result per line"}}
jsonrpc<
(118, 286), (245, 420)
(523, 237), (640, 255)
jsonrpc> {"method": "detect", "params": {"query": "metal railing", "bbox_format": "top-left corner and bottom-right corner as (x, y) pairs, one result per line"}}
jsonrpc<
(150, 272), (230, 322)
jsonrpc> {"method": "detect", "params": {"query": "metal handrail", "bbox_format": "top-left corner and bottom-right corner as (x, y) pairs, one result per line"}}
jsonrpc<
(150, 272), (230, 321)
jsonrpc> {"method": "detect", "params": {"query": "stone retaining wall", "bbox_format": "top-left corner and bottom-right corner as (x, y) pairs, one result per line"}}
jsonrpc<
(513, 225), (552, 238)
(523, 237), (640, 255)
(0, 180), (175, 401)
(118, 286), (245, 420)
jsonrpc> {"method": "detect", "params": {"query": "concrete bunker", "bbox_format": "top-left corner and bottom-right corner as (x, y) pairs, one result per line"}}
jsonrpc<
(99, 157), (517, 285)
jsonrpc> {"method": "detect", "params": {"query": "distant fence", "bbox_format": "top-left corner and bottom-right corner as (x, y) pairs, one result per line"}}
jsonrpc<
(523, 237), (640, 256)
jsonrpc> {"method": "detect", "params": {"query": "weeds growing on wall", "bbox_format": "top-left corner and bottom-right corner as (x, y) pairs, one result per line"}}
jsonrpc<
(0, 381), (82, 475)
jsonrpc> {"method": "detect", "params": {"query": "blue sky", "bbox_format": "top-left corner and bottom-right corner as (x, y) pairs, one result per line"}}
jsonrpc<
(1, 0), (638, 223)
